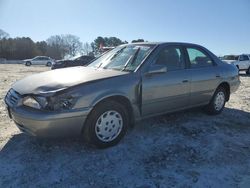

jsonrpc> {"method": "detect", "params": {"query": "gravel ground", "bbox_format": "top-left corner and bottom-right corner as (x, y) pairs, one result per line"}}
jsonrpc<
(0, 64), (250, 188)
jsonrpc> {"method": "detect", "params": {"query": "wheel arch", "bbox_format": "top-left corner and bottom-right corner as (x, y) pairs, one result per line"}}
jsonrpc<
(90, 94), (135, 127)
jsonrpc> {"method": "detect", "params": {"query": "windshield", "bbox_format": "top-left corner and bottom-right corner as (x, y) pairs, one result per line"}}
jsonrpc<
(222, 55), (239, 60)
(88, 44), (155, 72)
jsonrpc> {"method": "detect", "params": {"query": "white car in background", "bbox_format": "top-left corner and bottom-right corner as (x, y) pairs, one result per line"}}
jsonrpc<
(222, 54), (250, 74)
(24, 56), (55, 67)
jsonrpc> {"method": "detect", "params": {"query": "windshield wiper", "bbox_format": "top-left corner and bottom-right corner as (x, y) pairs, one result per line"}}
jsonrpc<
(110, 47), (126, 60)
(122, 47), (140, 71)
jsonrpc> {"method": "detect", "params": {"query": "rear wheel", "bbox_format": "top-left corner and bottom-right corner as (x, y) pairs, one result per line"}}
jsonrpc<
(25, 61), (31, 66)
(246, 66), (250, 74)
(83, 100), (129, 148)
(205, 87), (226, 115)
(46, 62), (52, 67)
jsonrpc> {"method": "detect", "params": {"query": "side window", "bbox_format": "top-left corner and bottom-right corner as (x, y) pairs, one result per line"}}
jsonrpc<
(239, 55), (249, 61)
(187, 48), (213, 68)
(155, 46), (184, 71)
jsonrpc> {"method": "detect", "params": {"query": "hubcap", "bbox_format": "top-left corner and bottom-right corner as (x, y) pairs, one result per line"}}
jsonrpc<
(95, 110), (123, 142)
(214, 91), (225, 111)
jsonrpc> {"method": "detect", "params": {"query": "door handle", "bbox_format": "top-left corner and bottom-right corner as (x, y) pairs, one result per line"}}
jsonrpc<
(182, 80), (189, 83)
(216, 75), (221, 78)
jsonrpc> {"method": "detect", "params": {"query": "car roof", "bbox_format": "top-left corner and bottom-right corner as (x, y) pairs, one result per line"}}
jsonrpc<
(126, 42), (205, 48)
(35, 56), (49, 58)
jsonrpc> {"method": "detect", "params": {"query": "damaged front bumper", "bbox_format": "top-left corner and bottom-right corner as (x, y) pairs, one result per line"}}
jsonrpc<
(5, 89), (91, 137)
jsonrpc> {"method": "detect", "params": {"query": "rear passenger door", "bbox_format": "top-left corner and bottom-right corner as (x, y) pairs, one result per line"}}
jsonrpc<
(40, 57), (49, 65)
(36, 57), (45, 65)
(186, 47), (220, 106)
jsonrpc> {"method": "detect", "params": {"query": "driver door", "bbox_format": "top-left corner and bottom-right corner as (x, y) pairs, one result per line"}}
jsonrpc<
(33, 57), (43, 65)
(141, 45), (190, 116)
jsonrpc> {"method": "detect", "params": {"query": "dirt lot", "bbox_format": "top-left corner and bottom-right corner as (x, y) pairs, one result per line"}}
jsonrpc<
(0, 64), (250, 187)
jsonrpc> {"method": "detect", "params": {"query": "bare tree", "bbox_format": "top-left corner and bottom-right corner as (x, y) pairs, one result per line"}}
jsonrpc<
(82, 42), (92, 55)
(46, 35), (67, 59)
(0, 29), (9, 39)
(46, 34), (82, 59)
(63, 34), (82, 57)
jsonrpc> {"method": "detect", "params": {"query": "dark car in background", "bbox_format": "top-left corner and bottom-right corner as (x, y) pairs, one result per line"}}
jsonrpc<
(51, 55), (95, 70)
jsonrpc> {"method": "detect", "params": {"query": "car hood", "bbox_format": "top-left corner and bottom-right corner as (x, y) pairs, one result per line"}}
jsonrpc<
(23, 59), (32, 61)
(12, 66), (129, 95)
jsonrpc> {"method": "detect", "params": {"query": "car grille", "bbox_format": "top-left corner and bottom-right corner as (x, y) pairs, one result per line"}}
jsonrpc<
(5, 89), (21, 107)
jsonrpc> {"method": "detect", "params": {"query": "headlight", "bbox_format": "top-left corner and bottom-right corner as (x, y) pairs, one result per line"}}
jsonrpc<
(48, 94), (79, 111)
(35, 96), (48, 108)
(22, 96), (48, 109)
(23, 96), (41, 109)
(22, 94), (78, 111)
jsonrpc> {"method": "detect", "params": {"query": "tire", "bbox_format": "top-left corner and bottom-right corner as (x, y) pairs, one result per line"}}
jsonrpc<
(205, 87), (226, 115)
(246, 67), (250, 75)
(83, 100), (129, 148)
(46, 62), (52, 67)
(25, 61), (31, 66)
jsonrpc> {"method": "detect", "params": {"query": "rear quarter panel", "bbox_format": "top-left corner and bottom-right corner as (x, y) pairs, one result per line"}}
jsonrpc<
(219, 62), (240, 93)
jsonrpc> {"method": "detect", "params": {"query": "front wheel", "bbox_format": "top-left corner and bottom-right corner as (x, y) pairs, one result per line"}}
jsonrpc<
(83, 100), (129, 148)
(205, 87), (226, 115)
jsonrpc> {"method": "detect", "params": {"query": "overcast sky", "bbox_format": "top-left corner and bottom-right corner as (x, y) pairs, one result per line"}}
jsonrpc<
(0, 0), (249, 55)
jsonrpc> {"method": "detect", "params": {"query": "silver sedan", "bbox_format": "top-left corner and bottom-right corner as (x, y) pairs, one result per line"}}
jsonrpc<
(5, 42), (240, 148)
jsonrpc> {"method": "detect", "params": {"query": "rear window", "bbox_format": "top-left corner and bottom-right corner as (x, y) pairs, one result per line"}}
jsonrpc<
(187, 48), (213, 68)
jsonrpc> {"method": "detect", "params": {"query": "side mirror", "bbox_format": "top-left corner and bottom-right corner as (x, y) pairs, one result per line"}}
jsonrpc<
(145, 65), (167, 76)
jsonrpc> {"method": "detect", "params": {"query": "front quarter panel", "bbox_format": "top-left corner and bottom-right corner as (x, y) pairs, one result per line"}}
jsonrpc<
(70, 73), (141, 118)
